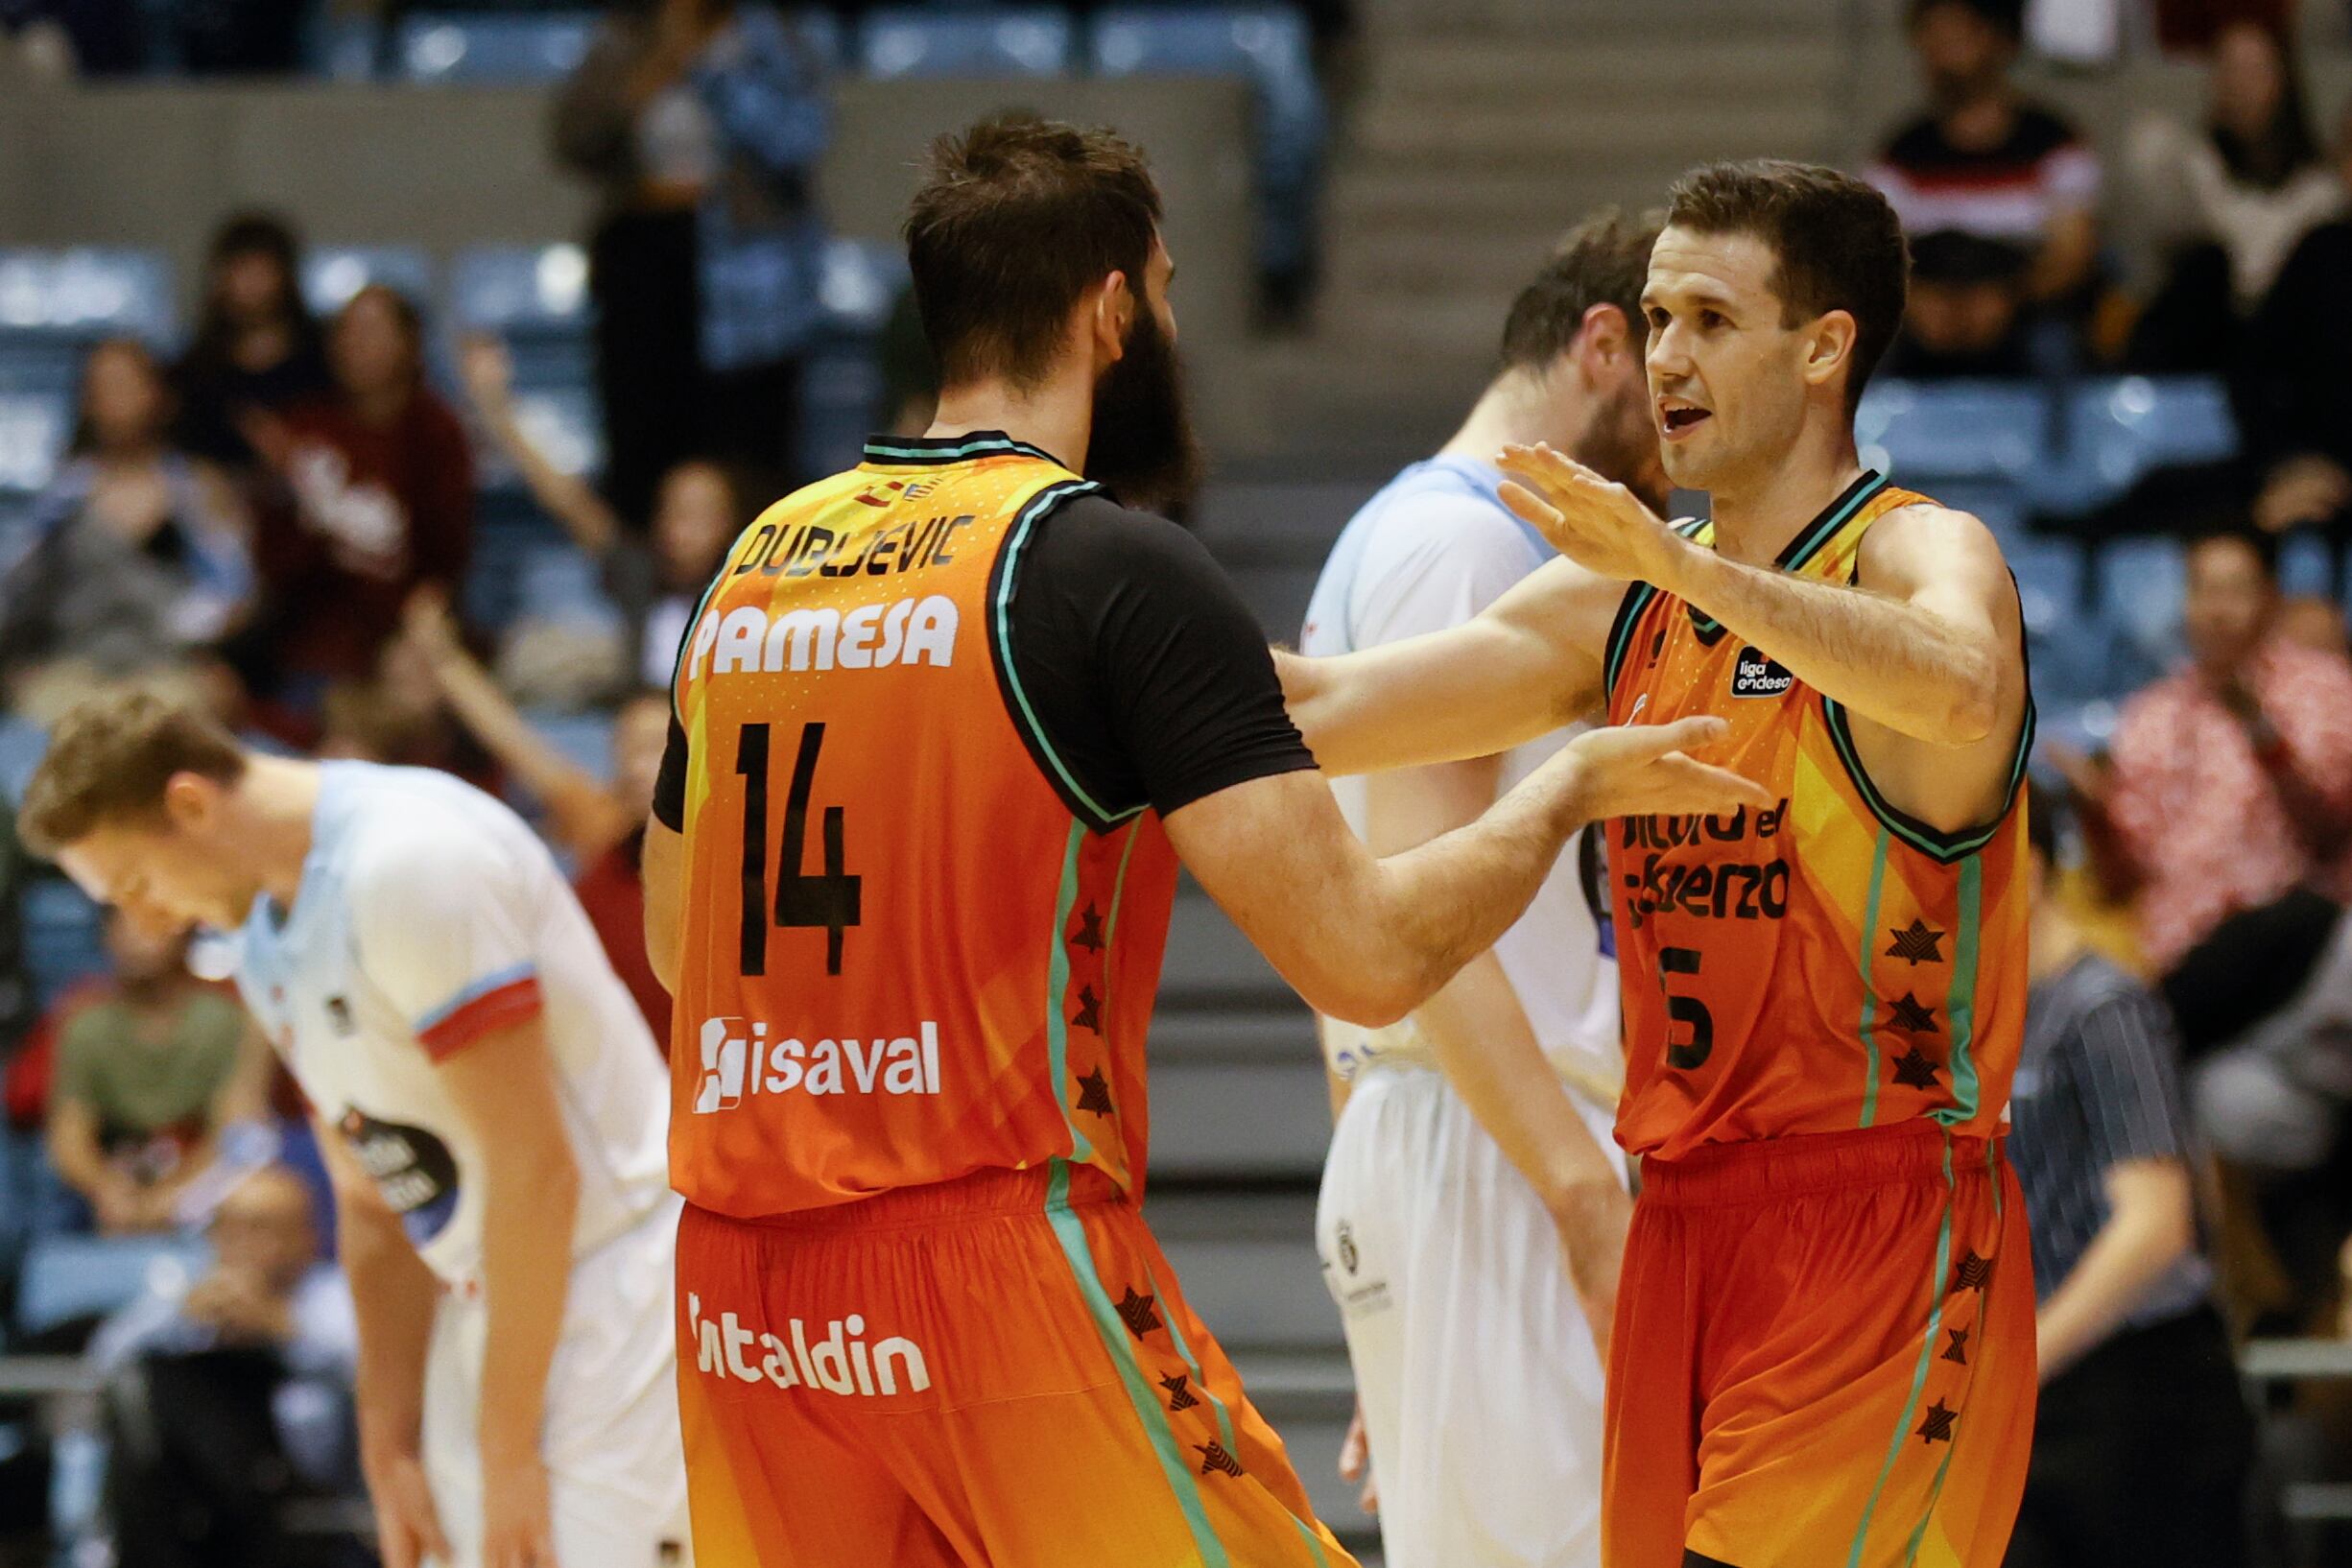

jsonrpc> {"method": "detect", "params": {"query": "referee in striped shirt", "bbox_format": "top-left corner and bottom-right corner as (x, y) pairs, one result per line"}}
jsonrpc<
(2005, 779), (2256, 1567)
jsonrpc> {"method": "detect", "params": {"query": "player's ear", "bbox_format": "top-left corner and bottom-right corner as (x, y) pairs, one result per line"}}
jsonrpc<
(1576, 303), (1633, 375)
(1089, 270), (1135, 367)
(1802, 309), (1859, 394)
(160, 771), (218, 834)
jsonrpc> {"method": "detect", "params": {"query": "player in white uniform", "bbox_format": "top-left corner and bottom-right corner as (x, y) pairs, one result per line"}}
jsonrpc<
(1296, 213), (1663, 1568)
(20, 692), (689, 1568)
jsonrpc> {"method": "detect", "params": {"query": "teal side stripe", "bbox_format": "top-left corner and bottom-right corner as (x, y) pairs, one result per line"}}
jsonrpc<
(1043, 1163), (1232, 1567)
(1292, 1515), (1336, 1567)
(1847, 1136), (1958, 1568)
(995, 482), (1139, 827)
(1099, 821), (1143, 1027)
(1903, 1139), (2008, 1564)
(1144, 1258), (1239, 1458)
(1045, 821), (1095, 1165)
(1857, 829), (1891, 1128)
(1932, 858), (1984, 1128)
(1603, 584), (1659, 696)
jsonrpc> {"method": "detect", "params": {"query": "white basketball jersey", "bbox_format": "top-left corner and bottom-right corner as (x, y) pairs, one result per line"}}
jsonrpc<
(234, 763), (671, 1292)
(1299, 456), (1623, 1107)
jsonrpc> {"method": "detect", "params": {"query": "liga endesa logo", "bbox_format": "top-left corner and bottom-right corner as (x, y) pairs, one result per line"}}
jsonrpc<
(686, 1294), (933, 1397)
(693, 1017), (942, 1114)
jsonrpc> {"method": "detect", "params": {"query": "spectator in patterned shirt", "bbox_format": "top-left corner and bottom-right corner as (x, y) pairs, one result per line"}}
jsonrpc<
(2070, 526), (2352, 982)
(1867, 0), (2102, 375)
(2008, 781), (2254, 1568)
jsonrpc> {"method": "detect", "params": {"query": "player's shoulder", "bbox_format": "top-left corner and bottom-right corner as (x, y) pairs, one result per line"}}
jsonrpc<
(1024, 488), (1218, 581)
(1857, 494), (2010, 582)
(1352, 479), (1541, 581)
(330, 767), (531, 891)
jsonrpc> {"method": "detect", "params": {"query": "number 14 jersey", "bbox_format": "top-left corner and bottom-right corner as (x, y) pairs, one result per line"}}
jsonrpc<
(1601, 471), (2034, 1161)
(663, 436), (1184, 1219)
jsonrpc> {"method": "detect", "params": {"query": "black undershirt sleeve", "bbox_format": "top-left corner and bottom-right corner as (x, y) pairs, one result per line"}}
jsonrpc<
(1005, 493), (1317, 825)
(651, 708), (688, 833)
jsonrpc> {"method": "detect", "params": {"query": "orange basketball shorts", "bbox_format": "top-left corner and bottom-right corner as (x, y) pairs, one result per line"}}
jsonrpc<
(673, 1163), (1357, 1568)
(1604, 1121), (2036, 1568)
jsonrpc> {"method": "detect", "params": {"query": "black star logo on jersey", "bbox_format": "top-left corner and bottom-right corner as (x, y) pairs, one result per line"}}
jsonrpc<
(1888, 993), (1941, 1034)
(1943, 1328), (1969, 1366)
(1196, 1440), (1245, 1478)
(1916, 1400), (1958, 1444)
(1885, 919), (1946, 965)
(1115, 1287), (1161, 1340)
(1160, 1373), (1200, 1412)
(1070, 905), (1105, 954)
(1071, 986), (1102, 1033)
(1891, 1047), (1941, 1091)
(1075, 1069), (1114, 1118)
(1953, 1251), (1992, 1293)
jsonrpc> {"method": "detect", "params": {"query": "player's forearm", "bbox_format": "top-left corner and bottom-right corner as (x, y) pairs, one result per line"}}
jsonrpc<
(1415, 953), (1619, 1214)
(1276, 636), (1588, 778)
(476, 1130), (578, 1472)
(1659, 542), (2002, 747)
(474, 402), (619, 558)
(1339, 755), (1593, 1025)
(342, 1200), (441, 1454)
(2034, 1171), (2195, 1382)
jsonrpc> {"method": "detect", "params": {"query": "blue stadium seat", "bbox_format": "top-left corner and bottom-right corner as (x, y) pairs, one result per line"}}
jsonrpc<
(21, 879), (107, 1007)
(798, 238), (906, 477)
(817, 238), (904, 337)
(302, 247), (436, 318)
(2043, 376), (2240, 511)
(791, 6), (843, 69)
(393, 11), (598, 83)
(1853, 379), (2050, 486)
(0, 389), (70, 496)
(1086, 6), (1324, 283)
(0, 716), (48, 800)
(856, 7), (1074, 77)
(15, 1235), (209, 1338)
(0, 249), (176, 346)
(308, 12), (382, 79)
(452, 245), (591, 337)
(2277, 531), (2335, 600)
(2095, 534), (2187, 686)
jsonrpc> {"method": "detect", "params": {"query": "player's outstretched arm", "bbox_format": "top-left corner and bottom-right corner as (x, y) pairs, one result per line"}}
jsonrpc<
(1167, 716), (1766, 1027)
(1275, 557), (1619, 777)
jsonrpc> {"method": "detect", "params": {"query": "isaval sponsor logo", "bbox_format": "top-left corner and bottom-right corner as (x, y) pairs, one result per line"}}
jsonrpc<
(692, 1017), (942, 1115)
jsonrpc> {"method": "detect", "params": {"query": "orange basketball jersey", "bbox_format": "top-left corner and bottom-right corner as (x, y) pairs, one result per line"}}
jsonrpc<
(1602, 470), (2034, 1161)
(665, 435), (1180, 1218)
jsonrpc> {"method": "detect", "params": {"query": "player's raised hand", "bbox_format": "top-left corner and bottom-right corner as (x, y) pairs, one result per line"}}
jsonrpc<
(361, 1441), (451, 1568)
(1559, 716), (1768, 822)
(1338, 1403), (1380, 1515)
(1495, 441), (1685, 585)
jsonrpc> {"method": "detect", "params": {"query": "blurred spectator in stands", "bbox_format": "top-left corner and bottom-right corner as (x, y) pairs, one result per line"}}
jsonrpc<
(0, 0), (145, 73)
(2121, 21), (2339, 374)
(553, 0), (829, 526)
(45, 908), (271, 1235)
(2278, 594), (2350, 659)
(89, 1164), (359, 1568)
(235, 285), (472, 718)
(400, 589), (674, 1043)
(171, 214), (330, 475)
(2151, 0), (2291, 55)
(0, 340), (253, 724)
(2239, 97), (2352, 571)
(2065, 528), (2352, 982)
(461, 335), (748, 690)
(2007, 782), (2253, 1568)
(1867, 0), (2101, 376)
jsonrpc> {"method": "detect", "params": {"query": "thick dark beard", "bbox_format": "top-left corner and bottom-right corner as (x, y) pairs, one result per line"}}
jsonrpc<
(1571, 377), (1667, 512)
(1083, 308), (1203, 515)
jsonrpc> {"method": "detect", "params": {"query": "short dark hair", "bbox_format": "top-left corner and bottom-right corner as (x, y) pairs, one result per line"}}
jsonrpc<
(1497, 209), (1663, 374)
(905, 115), (1164, 392)
(1665, 160), (1910, 416)
(2025, 776), (2060, 867)
(1908, 0), (2023, 40)
(19, 689), (248, 857)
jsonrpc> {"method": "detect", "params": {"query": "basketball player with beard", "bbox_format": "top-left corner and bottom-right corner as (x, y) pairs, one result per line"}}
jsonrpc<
(641, 116), (1764, 1566)
(1299, 211), (1662, 1568)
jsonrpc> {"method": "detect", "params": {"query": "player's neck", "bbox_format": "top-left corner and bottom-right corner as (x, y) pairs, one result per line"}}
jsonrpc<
(1705, 432), (1866, 567)
(236, 754), (326, 911)
(1439, 370), (1563, 466)
(925, 375), (1094, 477)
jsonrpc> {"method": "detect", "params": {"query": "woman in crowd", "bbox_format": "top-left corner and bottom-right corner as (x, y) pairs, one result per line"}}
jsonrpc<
(0, 339), (253, 717)
(2123, 19), (2340, 372)
(170, 212), (331, 473)
(552, 0), (829, 523)
(235, 284), (473, 725)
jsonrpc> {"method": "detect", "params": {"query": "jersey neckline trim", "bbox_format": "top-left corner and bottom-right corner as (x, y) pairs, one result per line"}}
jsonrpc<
(862, 431), (1066, 468)
(1685, 467), (1890, 643)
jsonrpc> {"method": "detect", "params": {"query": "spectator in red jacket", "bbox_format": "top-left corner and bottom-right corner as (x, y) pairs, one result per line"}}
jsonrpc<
(237, 285), (473, 712)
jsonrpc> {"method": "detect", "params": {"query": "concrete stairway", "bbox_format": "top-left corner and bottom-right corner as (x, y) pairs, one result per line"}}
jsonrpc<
(1247, 0), (1853, 460)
